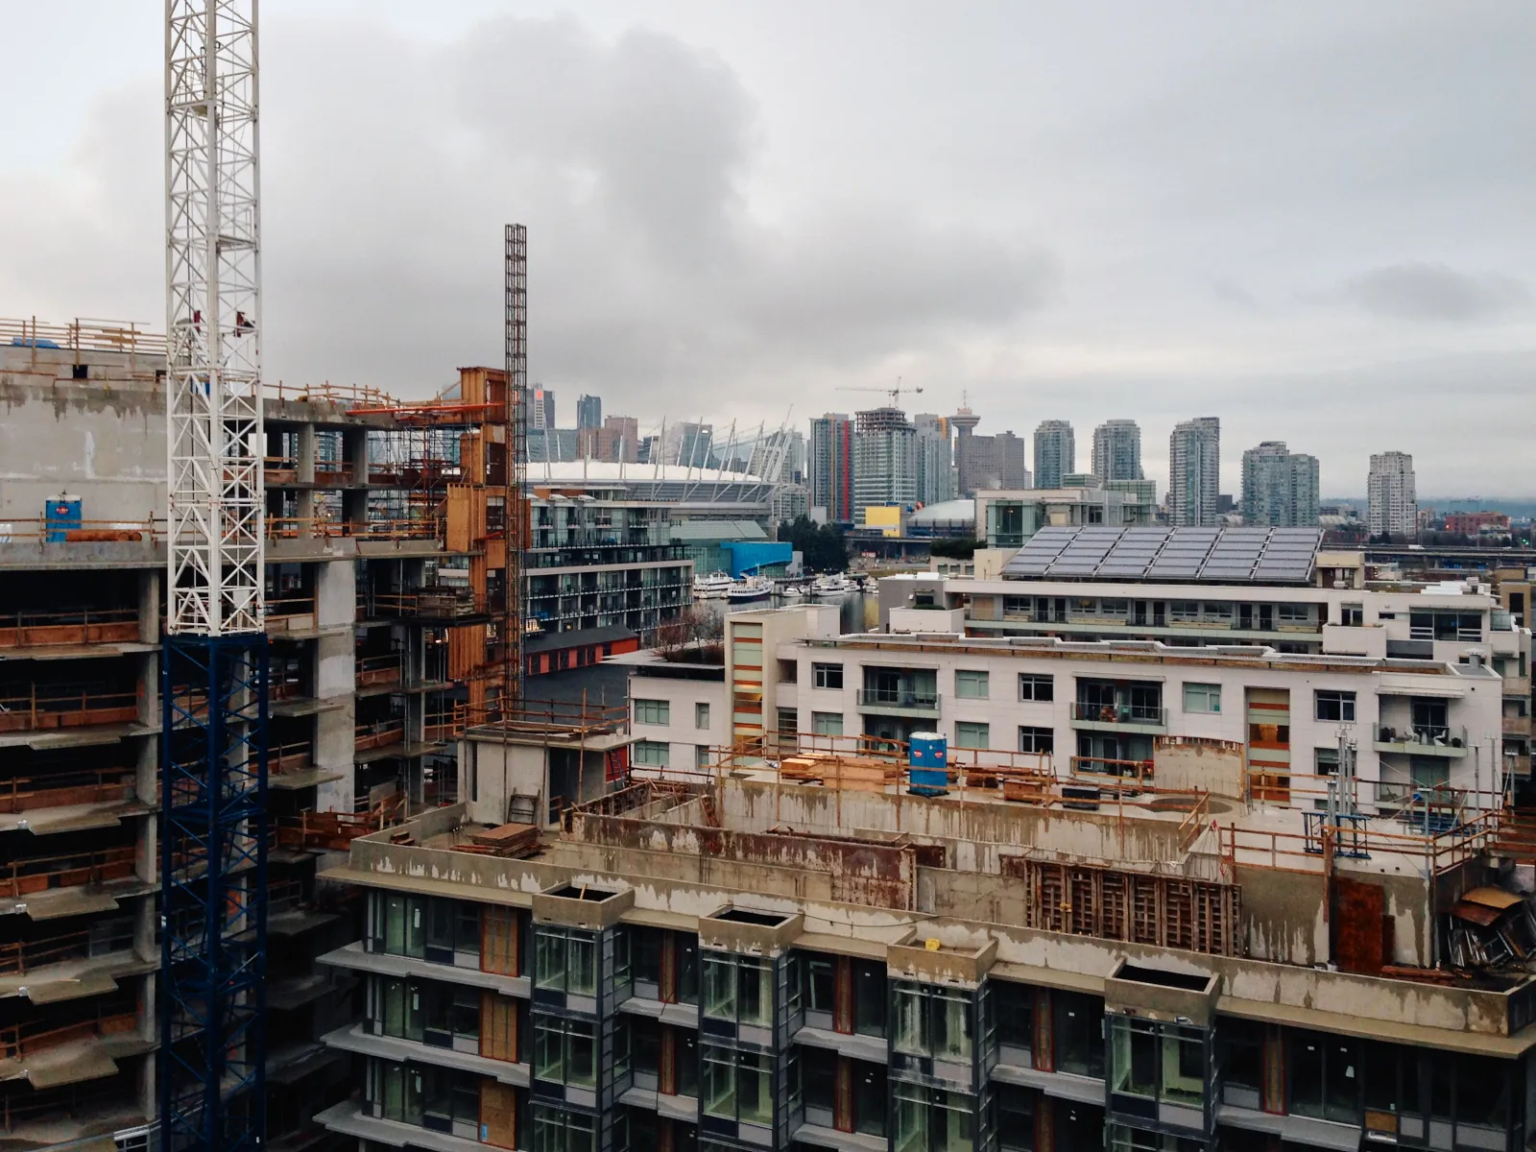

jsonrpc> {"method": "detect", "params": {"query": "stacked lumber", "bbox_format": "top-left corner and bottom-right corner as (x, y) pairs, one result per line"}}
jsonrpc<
(779, 755), (901, 793)
(472, 822), (541, 858)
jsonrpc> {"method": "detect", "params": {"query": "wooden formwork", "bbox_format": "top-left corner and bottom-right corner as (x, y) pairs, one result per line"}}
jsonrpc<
(1001, 856), (1243, 957)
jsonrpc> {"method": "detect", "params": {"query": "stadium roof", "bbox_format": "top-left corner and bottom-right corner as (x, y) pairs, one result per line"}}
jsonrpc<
(1001, 526), (1323, 584)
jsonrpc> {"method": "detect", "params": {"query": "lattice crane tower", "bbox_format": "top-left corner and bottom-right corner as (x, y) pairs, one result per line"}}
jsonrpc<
(161, 2), (270, 1151)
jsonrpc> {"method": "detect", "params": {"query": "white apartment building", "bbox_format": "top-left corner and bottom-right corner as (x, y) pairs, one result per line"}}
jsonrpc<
(1369, 450), (1418, 538)
(1169, 416), (1221, 527)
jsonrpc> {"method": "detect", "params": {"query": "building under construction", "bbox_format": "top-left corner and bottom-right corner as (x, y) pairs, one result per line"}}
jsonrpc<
(0, 320), (536, 1150)
(311, 719), (1536, 1152)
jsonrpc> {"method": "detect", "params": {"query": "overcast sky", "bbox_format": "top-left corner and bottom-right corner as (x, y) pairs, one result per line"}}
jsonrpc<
(1, 1), (1533, 497)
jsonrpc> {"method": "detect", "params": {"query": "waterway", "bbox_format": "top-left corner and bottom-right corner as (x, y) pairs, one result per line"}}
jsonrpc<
(699, 589), (876, 633)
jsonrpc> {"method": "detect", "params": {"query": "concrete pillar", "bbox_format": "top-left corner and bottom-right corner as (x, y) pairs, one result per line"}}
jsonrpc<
(297, 423), (316, 485)
(139, 568), (160, 643)
(314, 560), (357, 813)
(343, 428), (371, 524)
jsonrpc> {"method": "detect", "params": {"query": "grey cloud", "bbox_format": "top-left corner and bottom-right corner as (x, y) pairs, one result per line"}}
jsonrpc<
(0, 13), (1055, 413)
(1343, 262), (1530, 323)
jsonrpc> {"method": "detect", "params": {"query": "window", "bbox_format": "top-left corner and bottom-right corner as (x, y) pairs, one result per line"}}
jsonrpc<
(1109, 1017), (1204, 1108)
(1053, 991), (1104, 1078)
(1018, 674), (1054, 702)
(803, 957), (835, 1017)
(534, 1016), (597, 1087)
(853, 959), (887, 1037)
(634, 698), (670, 725)
(1182, 683), (1221, 714)
(1315, 747), (1342, 776)
(893, 1084), (978, 1152)
(695, 701), (710, 729)
(702, 1047), (774, 1126)
(813, 663), (844, 690)
(893, 982), (973, 1062)
(993, 981), (1033, 1056)
(532, 1104), (597, 1152)
(812, 711), (844, 737)
(695, 745), (712, 770)
(1018, 726), (1054, 755)
(534, 926), (597, 996)
(1314, 690), (1356, 723)
(701, 953), (773, 1026)
(1277, 604), (1312, 625)
(1289, 1029), (1361, 1124)
(955, 670), (990, 700)
(954, 722), (989, 750)
(1341, 604), (1363, 627)
(372, 894), (478, 964)
(1170, 600), (1201, 622)
(632, 739), (670, 767)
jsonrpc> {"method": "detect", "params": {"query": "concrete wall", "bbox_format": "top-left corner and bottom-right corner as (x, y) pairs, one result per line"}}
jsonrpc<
(717, 780), (1192, 871)
(0, 371), (166, 525)
(315, 560), (358, 811)
(1154, 738), (1246, 798)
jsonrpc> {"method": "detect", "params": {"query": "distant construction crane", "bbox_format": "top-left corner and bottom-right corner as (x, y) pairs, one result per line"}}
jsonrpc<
(837, 379), (924, 408)
(161, 3), (269, 1152)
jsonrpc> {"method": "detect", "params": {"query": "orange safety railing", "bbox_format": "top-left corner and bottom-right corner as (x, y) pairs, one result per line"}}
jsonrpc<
(0, 846), (137, 897)
(0, 770), (134, 814)
(1219, 808), (1504, 877)
(0, 687), (140, 733)
(265, 516), (442, 542)
(355, 720), (406, 752)
(0, 929), (130, 976)
(264, 741), (314, 776)
(263, 455), (299, 483)
(312, 463), (358, 487)
(267, 380), (401, 408)
(356, 654), (404, 688)
(276, 793), (406, 850)
(1069, 755), (1155, 785)
(361, 589), (484, 619)
(0, 316), (164, 358)
(0, 608), (140, 649)
(0, 518), (160, 544)
(0, 1010), (139, 1061)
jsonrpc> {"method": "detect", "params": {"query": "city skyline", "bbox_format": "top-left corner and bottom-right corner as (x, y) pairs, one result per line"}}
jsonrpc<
(4, 4), (1532, 496)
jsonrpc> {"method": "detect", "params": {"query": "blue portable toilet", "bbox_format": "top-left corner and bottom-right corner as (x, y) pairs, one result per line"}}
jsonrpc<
(44, 495), (82, 542)
(908, 730), (949, 796)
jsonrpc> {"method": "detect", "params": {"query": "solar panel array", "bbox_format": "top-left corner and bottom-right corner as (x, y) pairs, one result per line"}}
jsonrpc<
(1000, 525), (1322, 584)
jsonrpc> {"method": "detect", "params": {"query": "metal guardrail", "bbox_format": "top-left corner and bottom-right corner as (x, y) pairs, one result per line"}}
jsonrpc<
(0, 316), (164, 357)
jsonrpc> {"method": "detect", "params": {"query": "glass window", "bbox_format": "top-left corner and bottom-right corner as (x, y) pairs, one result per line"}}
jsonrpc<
(1290, 1029), (1360, 1124)
(813, 663), (844, 690)
(702, 1047), (774, 1126)
(1455, 1053), (1511, 1130)
(1018, 726), (1054, 754)
(954, 722), (989, 750)
(997, 1086), (1035, 1152)
(1019, 674), (1054, 702)
(701, 953), (772, 1026)
(532, 1104), (597, 1152)
(1315, 747), (1341, 776)
(1110, 1016), (1158, 1099)
(993, 981), (1033, 1054)
(695, 744), (712, 769)
(1314, 690), (1356, 723)
(1222, 1018), (1264, 1108)
(632, 739), (670, 767)
(534, 1016), (597, 1088)
(634, 698), (670, 725)
(534, 926), (598, 995)
(1162, 1026), (1204, 1107)
(955, 670), (990, 699)
(893, 1084), (977, 1152)
(813, 711), (844, 737)
(1053, 991), (1104, 1079)
(695, 701), (710, 729)
(893, 981), (972, 1062)
(853, 959), (887, 1037)
(1182, 683), (1221, 714)
(804, 957), (835, 1015)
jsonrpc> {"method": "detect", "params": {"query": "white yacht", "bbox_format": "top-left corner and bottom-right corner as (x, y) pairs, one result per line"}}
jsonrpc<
(693, 571), (734, 599)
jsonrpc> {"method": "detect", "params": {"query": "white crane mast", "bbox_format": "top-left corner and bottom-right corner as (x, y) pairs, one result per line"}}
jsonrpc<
(166, 0), (264, 635)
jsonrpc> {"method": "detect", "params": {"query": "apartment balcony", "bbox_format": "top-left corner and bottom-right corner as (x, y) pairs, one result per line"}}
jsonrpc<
(0, 608), (142, 652)
(0, 686), (140, 736)
(855, 688), (941, 718)
(1069, 700), (1168, 735)
(1505, 714), (1533, 739)
(321, 1022), (528, 1088)
(1373, 725), (1470, 758)
(0, 845), (147, 920)
(0, 1006), (150, 1090)
(0, 924), (149, 1005)
(359, 587), (487, 624)
(0, 768), (144, 835)
(264, 741), (343, 792)
(356, 654), (404, 692)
